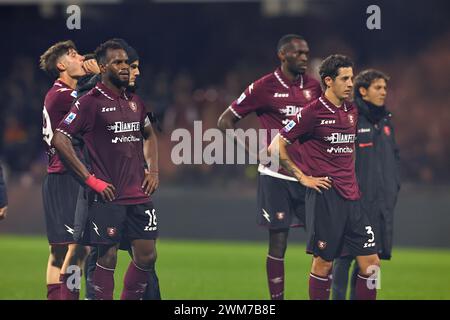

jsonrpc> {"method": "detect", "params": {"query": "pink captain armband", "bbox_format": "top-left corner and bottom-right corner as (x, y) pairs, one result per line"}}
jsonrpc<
(85, 175), (108, 193)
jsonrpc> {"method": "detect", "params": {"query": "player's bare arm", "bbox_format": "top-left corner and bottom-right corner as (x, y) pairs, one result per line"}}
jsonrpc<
(52, 131), (116, 201)
(142, 123), (159, 195)
(268, 134), (331, 193)
(217, 108), (260, 162)
(0, 206), (7, 221)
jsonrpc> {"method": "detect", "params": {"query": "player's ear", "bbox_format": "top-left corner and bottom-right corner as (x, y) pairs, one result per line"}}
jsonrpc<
(98, 62), (107, 73)
(56, 59), (66, 73)
(359, 87), (367, 97)
(277, 49), (285, 62)
(324, 76), (333, 88)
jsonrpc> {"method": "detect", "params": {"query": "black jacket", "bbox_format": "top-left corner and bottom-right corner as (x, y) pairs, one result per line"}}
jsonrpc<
(76, 73), (100, 98)
(355, 97), (401, 260)
(0, 164), (7, 208)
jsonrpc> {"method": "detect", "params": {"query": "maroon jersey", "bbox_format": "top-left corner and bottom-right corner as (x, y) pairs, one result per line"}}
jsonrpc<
(280, 94), (360, 200)
(43, 80), (78, 173)
(228, 68), (321, 178)
(56, 82), (151, 205)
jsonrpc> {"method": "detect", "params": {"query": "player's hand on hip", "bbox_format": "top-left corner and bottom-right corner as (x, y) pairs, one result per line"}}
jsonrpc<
(0, 206), (7, 221)
(297, 175), (332, 193)
(142, 169), (159, 195)
(85, 175), (116, 201)
(100, 185), (116, 202)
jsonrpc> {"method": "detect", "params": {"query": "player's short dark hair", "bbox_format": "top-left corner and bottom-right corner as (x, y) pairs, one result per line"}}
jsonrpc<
(318, 54), (354, 87)
(353, 69), (390, 98)
(277, 34), (304, 52)
(39, 40), (77, 78)
(94, 40), (126, 65)
(111, 38), (139, 63)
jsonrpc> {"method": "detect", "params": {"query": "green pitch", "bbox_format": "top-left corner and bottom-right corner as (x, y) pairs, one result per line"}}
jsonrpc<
(0, 235), (449, 300)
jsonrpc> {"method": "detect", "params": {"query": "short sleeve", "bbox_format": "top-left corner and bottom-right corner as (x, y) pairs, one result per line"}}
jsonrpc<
(56, 96), (94, 139)
(279, 103), (316, 144)
(228, 79), (265, 119)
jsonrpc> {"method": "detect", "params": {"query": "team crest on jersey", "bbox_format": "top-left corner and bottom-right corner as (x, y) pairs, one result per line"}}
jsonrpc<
(303, 89), (312, 101)
(348, 114), (355, 125)
(276, 212), (285, 220)
(128, 101), (138, 112)
(317, 240), (327, 250)
(107, 227), (117, 237)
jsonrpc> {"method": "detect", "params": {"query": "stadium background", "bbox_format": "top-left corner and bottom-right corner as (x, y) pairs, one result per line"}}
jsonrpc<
(0, 0), (449, 299)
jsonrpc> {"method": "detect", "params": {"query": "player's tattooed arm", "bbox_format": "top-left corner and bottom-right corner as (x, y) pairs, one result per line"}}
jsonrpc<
(217, 108), (259, 162)
(142, 124), (159, 195)
(280, 158), (303, 180)
(269, 134), (332, 193)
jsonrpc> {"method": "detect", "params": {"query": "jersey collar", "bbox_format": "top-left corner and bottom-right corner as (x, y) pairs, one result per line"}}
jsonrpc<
(95, 81), (129, 101)
(54, 79), (71, 89)
(319, 94), (349, 114)
(274, 68), (304, 89)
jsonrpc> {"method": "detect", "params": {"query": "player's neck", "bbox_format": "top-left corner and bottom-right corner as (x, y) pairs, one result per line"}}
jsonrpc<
(325, 89), (344, 107)
(58, 74), (77, 90)
(102, 78), (124, 96)
(280, 65), (302, 83)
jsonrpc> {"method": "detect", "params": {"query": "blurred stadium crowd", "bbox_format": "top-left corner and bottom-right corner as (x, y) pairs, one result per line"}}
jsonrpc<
(0, 1), (449, 188)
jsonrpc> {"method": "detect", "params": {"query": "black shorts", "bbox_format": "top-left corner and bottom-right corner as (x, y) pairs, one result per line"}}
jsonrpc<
(305, 188), (377, 261)
(42, 173), (80, 245)
(87, 198), (158, 246)
(257, 174), (306, 230)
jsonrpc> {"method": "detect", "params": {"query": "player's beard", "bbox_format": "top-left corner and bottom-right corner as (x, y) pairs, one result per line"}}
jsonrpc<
(287, 64), (305, 78)
(110, 73), (129, 89)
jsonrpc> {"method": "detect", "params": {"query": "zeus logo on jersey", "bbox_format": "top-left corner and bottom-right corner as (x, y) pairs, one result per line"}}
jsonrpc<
(320, 119), (336, 125)
(274, 93), (289, 98)
(324, 133), (356, 144)
(102, 107), (116, 113)
(63, 112), (77, 125)
(107, 121), (140, 133)
(111, 135), (141, 144)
